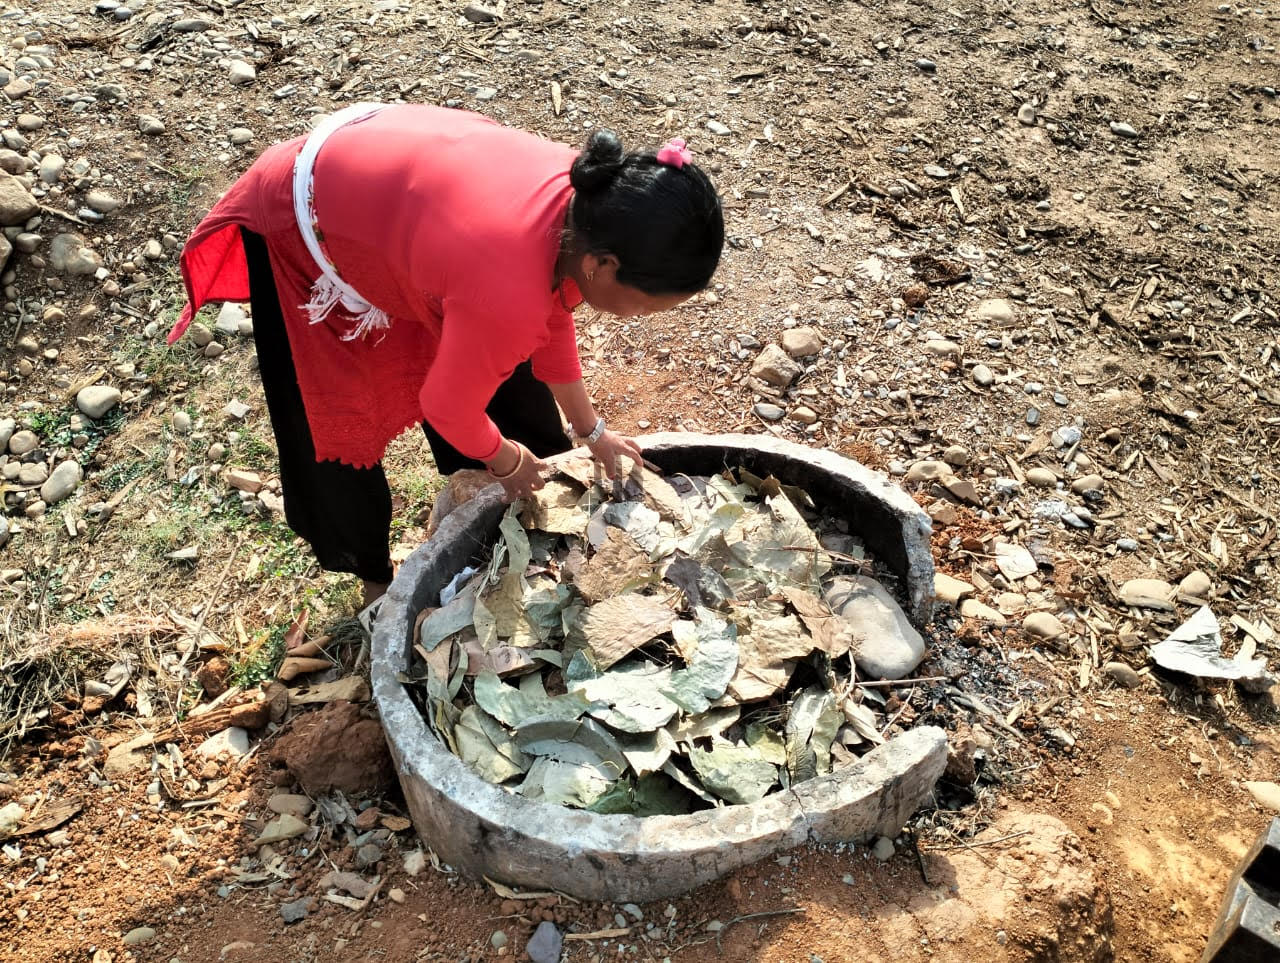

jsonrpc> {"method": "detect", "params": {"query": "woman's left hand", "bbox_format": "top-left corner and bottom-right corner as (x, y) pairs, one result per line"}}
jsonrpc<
(586, 429), (645, 479)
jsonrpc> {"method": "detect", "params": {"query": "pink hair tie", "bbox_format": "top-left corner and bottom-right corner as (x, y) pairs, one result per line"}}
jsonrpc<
(656, 137), (693, 169)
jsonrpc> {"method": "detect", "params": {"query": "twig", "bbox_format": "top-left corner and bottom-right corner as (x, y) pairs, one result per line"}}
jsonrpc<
(858, 675), (948, 688)
(931, 829), (1030, 851)
(715, 908), (804, 951)
(175, 536), (244, 673)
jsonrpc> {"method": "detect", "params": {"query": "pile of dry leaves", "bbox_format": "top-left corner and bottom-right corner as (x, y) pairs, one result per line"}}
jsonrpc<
(400, 456), (925, 814)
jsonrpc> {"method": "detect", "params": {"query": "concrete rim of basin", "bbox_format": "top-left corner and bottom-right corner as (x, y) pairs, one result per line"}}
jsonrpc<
(372, 432), (946, 902)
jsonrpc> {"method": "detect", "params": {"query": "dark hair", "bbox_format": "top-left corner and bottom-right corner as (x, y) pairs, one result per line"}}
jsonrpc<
(568, 129), (724, 295)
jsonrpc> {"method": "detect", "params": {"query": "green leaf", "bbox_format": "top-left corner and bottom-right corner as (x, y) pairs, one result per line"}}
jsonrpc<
(745, 722), (788, 767)
(660, 609), (738, 714)
(668, 705), (740, 743)
(570, 661), (681, 734)
(661, 759), (719, 805)
(514, 718), (629, 780)
(617, 727), (678, 776)
(499, 506), (532, 576)
(519, 757), (613, 808)
(603, 501), (677, 560)
(587, 772), (696, 816)
(785, 687), (839, 783)
(419, 590), (477, 652)
(687, 742), (778, 805)
(472, 670), (596, 728)
(455, 705), (528, 783)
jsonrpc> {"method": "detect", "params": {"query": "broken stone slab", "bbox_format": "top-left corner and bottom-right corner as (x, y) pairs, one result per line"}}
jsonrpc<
(255, 813), (310, 847)
(371, 436), (943, 900)
(197, 726), (250, 758)
(749, 344), (803, 388)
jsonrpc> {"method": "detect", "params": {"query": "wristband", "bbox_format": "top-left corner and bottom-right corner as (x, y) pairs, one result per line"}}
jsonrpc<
(578, 416), (606, 445)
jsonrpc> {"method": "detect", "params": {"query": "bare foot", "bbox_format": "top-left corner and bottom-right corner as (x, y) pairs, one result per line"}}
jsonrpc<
(361, 580), (388, 609)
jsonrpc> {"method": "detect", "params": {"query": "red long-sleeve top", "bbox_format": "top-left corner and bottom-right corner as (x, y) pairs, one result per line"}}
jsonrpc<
(169, 105), (583, 468)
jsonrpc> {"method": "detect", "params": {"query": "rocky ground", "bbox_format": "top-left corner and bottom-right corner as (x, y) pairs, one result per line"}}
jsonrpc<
(2, 0), (1279, 960)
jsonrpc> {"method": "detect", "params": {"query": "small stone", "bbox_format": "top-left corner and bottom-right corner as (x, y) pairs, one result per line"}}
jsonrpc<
(40, 460), (82, 505)
(389, 887), (405, 903)
(320, 870), (375, 899)
(204, 342), (225, 359)
(905, 459), (953, 483)
(944, 478), (980, 505)
(403, 850), (427, 877)
(85, 190), (122, 214)
(994, 542), (1038, 581)
(789, 405), (819, 425)
(267, 794), (313, 818)
(228, 60), (257, 85)
(1051, 425), (1081, 448)
(750, 344), (802, 387)
(959, 599), (1006, 624)
(1017, 103), (1037, 125)
(1178, 570), (1212, 600)
(1118, 578), (1175, 611)
(137, 114), (166, 136)
(871, 837), (895, 861)
(207, 442), (227, 461)
(622, 903), (643, 921)
(934, 573), (974, 606)
(1023, 611), (1067, 642)
(753, 402), (784, 422)
(15, 113), (43, 133)
(1243, 781), (1280, 813)
(15, 232), (40, 253)
(216, 302), (248, 335)
(825, 576), (925, 680)
(491, 931), (509, 950)
(255, 813), (309, 846)
(1026, 467), (1057, 488)
(1103, 662), (1141, 688)
(355, 843), (383, 868)
(0, 802), (23, 835)
(279, 897), (312, 923)
(473, 86), (498, 101)
(198, 727), (250, 759)
(172, 411), (192, 434)
(0, 172), (38, 225)
(942, 444), (970, 467)
(706, 120), (731, 136)
(229, 127), (254, 146)
(123, 927), (156, 946)
(172, 17), (214, 31)
(49, 233), (103, 275)
(924, 339), (961, 357)
(18, 463), (48, 486)
(463, 2), (501, 22)
(1071, 474), (1104, 494)
(76, 385), (122, 419)
(9, 429), (38, 455)
(227, 468), (263, 493)
(781, 326), (822, 358)
(0, 418), (12, 450)
(916, 57), (936, 72)
(144, 238), (164, 260)
(1109, 121), (1139, 139)
(923, 164), (951, 179)
(1025, 407), (1041, 426)
(224, 400), (252, 420)
(189, 322), (214, 347)
(526, 921), (564, 963)
(38, 154), (65, 185)
(974, 299), (1014, 324)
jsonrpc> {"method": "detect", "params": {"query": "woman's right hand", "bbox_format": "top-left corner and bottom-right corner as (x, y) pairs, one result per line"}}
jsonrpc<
(485, 439), (548, 504)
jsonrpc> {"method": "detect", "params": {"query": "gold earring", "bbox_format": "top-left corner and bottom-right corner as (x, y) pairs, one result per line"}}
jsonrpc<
(587, 271), (595, 282)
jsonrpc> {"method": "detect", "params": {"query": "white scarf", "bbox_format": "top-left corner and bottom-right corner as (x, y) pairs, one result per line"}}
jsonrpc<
(292, 102), (390, 341)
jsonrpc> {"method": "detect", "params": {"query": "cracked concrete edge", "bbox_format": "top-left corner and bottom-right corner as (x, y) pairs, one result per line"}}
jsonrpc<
(371, 433), (944, 901)
(634, 432), (936, 626)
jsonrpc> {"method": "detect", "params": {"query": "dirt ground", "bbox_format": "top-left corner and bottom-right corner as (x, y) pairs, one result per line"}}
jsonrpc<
(3, 0), (1279, 960)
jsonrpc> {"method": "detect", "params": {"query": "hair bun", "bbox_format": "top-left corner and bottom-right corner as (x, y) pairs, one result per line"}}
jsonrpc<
(570, 129), (625, 194)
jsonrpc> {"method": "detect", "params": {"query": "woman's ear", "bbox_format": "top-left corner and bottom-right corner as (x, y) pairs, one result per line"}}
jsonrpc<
(584, 252), (620, 282)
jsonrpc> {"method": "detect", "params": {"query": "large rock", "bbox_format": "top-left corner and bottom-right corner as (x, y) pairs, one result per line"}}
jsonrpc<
(267, 700), (393, 795)
(49, 233), (104, 275)
(901, 813), (1113, 962)
(825, 576), (926, 680)
(0, 171), (38, 225)
(76, 385), (121, 419)
(40, 460), (82, 504)
(750, 343), (803, 387)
